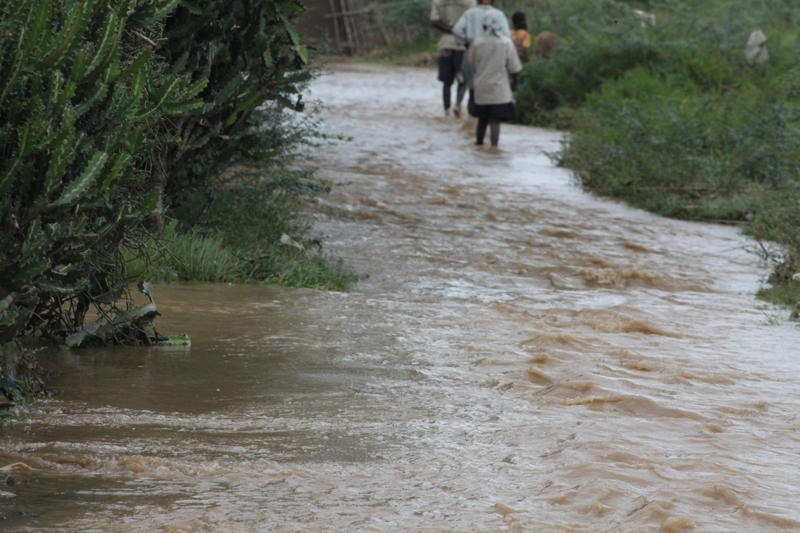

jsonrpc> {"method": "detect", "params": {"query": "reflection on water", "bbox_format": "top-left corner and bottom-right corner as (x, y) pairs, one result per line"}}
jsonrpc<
(2, 64), (800, 532)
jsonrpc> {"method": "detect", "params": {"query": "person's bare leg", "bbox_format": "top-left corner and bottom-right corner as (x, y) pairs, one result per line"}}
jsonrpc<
(489, 120), (500, 146)
(454, 82), (466, 117)
(476, 117), (488, 145)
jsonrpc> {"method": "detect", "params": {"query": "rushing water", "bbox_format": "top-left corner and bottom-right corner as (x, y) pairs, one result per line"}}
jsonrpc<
(2, 63), (800, 532)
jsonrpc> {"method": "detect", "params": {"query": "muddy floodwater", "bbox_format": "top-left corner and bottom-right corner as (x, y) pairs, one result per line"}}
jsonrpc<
(3, 64), (800, 532)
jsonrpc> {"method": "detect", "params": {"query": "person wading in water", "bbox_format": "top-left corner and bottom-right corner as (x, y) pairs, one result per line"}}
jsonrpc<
(466, 10), (522, 147)
(451, 0), (510, 118)
(430, 0), (476, 118)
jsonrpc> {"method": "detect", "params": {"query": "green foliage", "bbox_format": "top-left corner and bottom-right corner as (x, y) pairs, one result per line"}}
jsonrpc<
(178, 168), (356, 290)
(516, 0), (800, 311)
(515, 36), (661, 125)
(156, 0), (313, 208)
(0, 0), (327, 352)
(124, 168), (357, 290)
(0, 0), (342, 407)
(560, 67), (800, 218)
(0, 0), (200, 345)
(273, 253), (357, 291)
(372, 0), (434, 32)
(755, 195), (800, 311)
(124, 221), (245, 283)
(127, 220), (357, 290)
(510, 0), (666, 125)
(357, 35), (439, 66)
(748, 194), (800, 285)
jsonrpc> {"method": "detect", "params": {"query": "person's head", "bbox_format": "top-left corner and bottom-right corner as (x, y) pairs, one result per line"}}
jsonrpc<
(482, 10), (505, 36)
(479, 0), (493, 5)
(511, 11), (527, 31)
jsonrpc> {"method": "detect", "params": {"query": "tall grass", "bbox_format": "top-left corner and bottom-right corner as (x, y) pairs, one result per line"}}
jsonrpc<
(125, 222), (244, 283)
(126, 167), (358, 290)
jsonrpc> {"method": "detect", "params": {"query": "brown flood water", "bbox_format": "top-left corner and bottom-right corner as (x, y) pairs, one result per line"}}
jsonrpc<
(2, 63), (800, 532)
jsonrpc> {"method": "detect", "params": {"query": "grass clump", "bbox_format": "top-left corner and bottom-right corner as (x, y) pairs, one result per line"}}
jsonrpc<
(127, 167), (358, 291)
(124, 222), (244, 283)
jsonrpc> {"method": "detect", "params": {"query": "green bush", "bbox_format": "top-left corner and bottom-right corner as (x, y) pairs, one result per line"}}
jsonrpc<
(560, 66), (800, 220)
(370, 0), (435, 40)
(0, 0), (334, 393)
(1, 0), (319, 339)
(187, 170), (357, 290)
(507, 0), (800, 311)
(513, 0), (800, 125)
(510, 0), (665, 126)
(0, 0), (203, 346)
(155, 0), (313, 216)
(749, 194), (800, 280)
(515, 36), (661, 125)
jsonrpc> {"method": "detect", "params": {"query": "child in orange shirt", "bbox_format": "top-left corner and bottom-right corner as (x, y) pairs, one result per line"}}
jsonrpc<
(511, 11), (531, 62)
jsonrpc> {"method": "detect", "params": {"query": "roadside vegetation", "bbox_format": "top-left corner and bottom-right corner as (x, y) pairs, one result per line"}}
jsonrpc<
(377, 0), (800, 314)
(503, 0), (800, 312)
(341, 0), (439, 65)
(0, 0), (354, 412)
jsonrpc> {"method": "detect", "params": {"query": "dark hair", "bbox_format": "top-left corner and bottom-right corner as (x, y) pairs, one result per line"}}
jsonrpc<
(511, 11), (527, 31)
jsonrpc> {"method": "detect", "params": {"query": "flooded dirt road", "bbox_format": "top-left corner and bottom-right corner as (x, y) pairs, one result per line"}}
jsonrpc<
(3, 63), (800, 532)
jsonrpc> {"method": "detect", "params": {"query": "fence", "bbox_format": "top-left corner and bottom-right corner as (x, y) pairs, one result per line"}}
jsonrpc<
(302, 0), (428, 52)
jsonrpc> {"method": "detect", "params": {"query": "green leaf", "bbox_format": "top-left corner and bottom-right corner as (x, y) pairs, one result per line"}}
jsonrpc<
(98, 153), (132, 191)
(121, 48), (153, 100)
(74, 81), (109, 117)
(224, 91), (262, 128)
(278, 14), (307, 64)
(0, 124), (32, 197)
(84, 11), (120, 78)
(262, 50), (274, 69)
(0, 5), (29, 108)
(49, 151), (108, 207)
(134, 76), (181, 120)
(38, 3), (87, 69)
(43, 127), (76, 197)
(129, 0), (180, 28)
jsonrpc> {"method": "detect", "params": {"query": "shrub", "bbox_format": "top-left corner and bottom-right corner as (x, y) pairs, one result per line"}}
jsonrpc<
(370, 0), (436, 43)
(189, 169), (357, 289)
(511, 0), (665, 126)
(0, 0), (203, 347)
(513, 0), (800, 125)
(560, 66), (800, 220)
(0, 0), (324, 399)
(124, 169), (357, 290)
(155, 0), (313, 219)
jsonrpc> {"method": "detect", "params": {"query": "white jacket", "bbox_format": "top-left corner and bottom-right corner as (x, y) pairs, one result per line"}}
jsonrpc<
(452, 5), (510, 46)
(467, 35), (522, 105)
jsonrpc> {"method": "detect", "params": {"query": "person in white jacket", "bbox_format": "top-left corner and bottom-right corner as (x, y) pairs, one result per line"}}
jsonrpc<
(452, 0), (509, 46)
(466, 10), (522, 147)
(452, 0), (511, 119)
